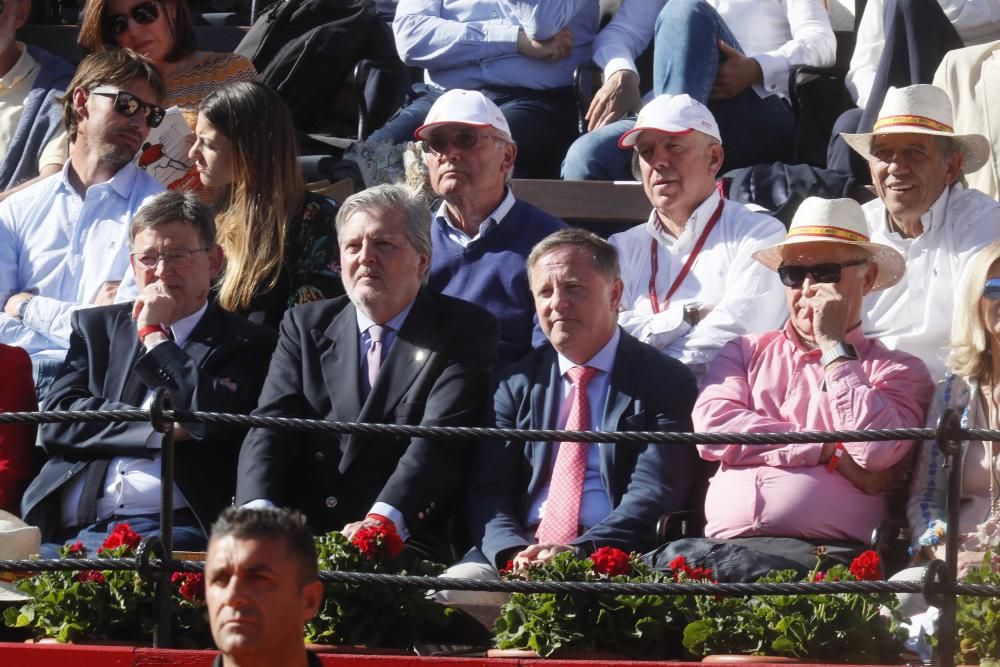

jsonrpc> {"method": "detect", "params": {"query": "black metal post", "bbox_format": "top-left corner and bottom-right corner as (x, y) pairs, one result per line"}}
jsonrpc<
(935, 408), (962, 667)
(150, 388), (174, 648)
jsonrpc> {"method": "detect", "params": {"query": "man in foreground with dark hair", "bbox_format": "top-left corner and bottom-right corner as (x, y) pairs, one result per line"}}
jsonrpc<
(206, 506), (324, 667)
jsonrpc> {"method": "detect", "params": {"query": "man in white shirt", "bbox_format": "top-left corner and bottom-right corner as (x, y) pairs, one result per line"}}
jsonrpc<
(21, 191), (277, 555)
(609, 94), (786, 375)
(0, 49), (166, 397)
(842, 84), (1000, 379)
(562, 0), (836, 180)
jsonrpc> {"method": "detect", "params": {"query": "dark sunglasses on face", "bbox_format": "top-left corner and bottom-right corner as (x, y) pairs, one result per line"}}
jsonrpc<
(104, 0), (160, 36)
(984, 278), (1000, 301)
(777, 259), (868, 289)
(90, 86), (165, 128)
(425, 128), (499, 156)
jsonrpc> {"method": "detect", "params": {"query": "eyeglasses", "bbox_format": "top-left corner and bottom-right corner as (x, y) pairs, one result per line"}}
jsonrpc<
(777, 259), (868, 288)
(425, 128), (502, 156)
(104, 0), (160, 36)
(984, 278), (1000, 301)
(90, 86), (165, 128)
(131, 248), (210, 269)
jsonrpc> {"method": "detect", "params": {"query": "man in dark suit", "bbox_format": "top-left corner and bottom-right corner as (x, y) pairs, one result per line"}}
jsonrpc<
(22, 191), (277, 555)
(440, 228), (699, 604)
(236, 184), (498, 553)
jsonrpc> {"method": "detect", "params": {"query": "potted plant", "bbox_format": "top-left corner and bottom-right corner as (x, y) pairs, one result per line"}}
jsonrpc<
(954, 549), (1000, 666)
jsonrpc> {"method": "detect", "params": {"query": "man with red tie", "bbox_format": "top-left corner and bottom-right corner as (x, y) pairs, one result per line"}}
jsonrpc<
(443, 228), (699, 604)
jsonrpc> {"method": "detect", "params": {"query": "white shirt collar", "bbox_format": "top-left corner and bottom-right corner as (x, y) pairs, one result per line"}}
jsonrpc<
(167, 301), (208, 347)
(435, 187), (516, 242)
(646, 188), (723, 247)
(355, 298), (415, 335)
(557, 327), (621, 377)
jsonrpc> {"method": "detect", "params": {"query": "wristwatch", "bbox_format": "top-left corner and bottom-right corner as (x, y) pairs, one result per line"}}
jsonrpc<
(820, 342), (858, 368)
(15, 296), (31, 321)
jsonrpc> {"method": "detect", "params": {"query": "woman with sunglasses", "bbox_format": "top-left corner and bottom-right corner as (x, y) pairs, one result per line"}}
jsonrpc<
(78, 0), (256, 137)
(187, 81), (343, 328)
(899, 241), (1000, 613)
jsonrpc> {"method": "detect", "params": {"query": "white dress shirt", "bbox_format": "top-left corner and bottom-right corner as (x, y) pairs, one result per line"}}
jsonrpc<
(610, 190), (787, 369)
(58, 303), (208, 528)
(863, 183), (1000, 381)
(591, 0), (835, 99)
(526, 327), (620, 531)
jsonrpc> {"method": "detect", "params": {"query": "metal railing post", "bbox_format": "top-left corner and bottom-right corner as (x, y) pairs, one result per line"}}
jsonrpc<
(935, 408), (962, 667)
(150, 388), (174, 648)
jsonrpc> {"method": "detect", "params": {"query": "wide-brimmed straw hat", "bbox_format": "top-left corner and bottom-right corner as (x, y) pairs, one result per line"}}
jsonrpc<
(0, 510), (40, 602)
(753, 197), (906, 292)
(841, 84), (990, 173)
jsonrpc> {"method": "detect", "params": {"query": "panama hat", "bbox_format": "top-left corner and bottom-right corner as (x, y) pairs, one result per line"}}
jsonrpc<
(0, 510), (40, 602)
(753, 197), (906, 292)
(841, 84), (990, 173)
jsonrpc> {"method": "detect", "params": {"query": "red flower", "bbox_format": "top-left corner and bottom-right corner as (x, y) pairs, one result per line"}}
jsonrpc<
(590, 547), (632, 576)
(849, 550), (882, 581)
(171, 572), (205, 602)
(689, 566), (714, 581)
(64, 541), (85, 558)
(351, 523), (404, 561)
(498, 560), (515, 576)
(813, 571), (826, 582)
(99, 523), (142, 554)
(669, 555), (689, 572)
(75, 570), (106, 585)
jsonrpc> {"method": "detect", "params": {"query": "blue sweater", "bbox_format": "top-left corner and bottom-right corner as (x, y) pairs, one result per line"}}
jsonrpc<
(428, 198), (566, 371)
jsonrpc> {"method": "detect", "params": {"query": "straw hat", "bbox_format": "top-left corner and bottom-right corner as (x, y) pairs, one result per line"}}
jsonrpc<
(0, 510), (40, 602)
(841, 84), (990, 173)
(753, 197), (906, 292)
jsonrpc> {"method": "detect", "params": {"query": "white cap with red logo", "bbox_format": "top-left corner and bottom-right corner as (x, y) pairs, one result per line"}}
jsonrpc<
(414, 89), (512, 141)
(618, 94), (722, 148)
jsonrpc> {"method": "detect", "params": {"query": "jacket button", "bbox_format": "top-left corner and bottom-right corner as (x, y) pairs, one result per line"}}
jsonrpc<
(314, 451), (325, 462)
(325, 496), (338, 509)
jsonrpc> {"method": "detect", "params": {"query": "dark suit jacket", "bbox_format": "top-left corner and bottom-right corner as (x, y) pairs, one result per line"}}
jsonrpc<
(470, 329), (700, 569)
(235, 289), (498, 537)
(22, 303), (277, 540)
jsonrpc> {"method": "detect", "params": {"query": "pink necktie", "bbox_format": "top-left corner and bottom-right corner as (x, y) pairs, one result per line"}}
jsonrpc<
(536, 365), (598, 545)
(367, 324), (385, 392)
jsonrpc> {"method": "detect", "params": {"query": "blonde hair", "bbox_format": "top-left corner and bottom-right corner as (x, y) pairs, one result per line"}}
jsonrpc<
(949, 241), (1000, 380)
(200, 82), (304, 313)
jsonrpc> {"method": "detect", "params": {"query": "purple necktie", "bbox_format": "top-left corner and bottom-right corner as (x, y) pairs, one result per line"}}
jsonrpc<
(367, 324), (385, 391)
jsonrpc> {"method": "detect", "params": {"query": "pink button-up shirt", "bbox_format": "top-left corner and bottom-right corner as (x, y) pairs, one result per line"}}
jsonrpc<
(694, 322), (934, 543)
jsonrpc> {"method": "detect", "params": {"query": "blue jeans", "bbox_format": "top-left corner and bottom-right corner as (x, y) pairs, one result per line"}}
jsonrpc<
(32, 356), (63, 403)
(562, 0), (794, 180)
(369, 83), (579, 179)
(39, 509), (206, 558)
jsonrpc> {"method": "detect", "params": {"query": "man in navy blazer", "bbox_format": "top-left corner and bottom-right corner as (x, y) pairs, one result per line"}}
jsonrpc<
(236, 184), (498, 556)
(22, 192), (277, 554)
(441, 228), (698, 603)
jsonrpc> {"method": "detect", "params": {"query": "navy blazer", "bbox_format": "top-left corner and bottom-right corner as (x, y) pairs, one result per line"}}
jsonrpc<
(470, 329), (700, 569)
(22, 303), (277, 541)
(235, 289), (498, 537)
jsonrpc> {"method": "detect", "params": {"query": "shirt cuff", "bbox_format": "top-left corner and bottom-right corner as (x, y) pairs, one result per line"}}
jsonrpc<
(753, 53), (788, 97)
(485, 23), (522, 52)
(602, 56), (638, 81)
(369, 502), (409, 541)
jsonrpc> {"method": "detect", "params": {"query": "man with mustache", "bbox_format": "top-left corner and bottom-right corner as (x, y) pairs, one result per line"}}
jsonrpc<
(236, 184), (498, 561)
(608, 94), (786, 378)
(0, 49), (165, 397)
(418, 89), (565, 370)
(842, 84), (1000, 380)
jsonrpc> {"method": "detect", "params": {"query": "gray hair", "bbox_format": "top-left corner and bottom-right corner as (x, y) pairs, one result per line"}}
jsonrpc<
(527, 228), (621, 285)
(129, 191), (216, 248)
(335, 184), (432, 283)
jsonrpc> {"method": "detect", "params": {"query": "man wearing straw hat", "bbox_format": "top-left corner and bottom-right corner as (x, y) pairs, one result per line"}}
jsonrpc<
(646, 197), (934, 582)
(841, 83), (1000, 380)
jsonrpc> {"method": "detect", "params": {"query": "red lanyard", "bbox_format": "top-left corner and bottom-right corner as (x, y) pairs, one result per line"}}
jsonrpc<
(648, 197), (725, 314)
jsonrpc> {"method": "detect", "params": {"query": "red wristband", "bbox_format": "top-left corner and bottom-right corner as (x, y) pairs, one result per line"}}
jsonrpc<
(138, 324), (168, 343)
(825, 443), (846, 472)
(366, 513), (396, 531)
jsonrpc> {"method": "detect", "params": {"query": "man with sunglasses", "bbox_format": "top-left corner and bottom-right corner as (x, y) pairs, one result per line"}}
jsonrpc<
(0, 0), (74, 197)
(646, 197), (934, 582)
(21, 190), (276, 556)
(417, 89), (565, 370)
(0, 49), (165, 398)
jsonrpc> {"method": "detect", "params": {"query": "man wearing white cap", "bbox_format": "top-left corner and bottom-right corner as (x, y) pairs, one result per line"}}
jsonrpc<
(416, 89), (565, 370)
(842, 83), (1000, 380)
(646, 197), (934, 581)
(608, 94), (786, 375)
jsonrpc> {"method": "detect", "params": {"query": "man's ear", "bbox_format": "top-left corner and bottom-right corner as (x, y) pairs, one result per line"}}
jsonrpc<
(13, 0), (32, 29)
(944, 149), (963, 186)
(207, 243), (225, 280)
(708, 142), (725, 177)
(861, 262), (879, 296)
(301, 579), (324, 620)
(71, 87), (90, 122)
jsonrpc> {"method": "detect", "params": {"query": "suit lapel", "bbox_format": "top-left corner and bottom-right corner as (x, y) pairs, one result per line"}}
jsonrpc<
(321, 305), (362, 421)
(529, 348), (561, 480)
(601, 331), (640, 490)
(182, 303), (224, 368)
(113, 312), (147, 404)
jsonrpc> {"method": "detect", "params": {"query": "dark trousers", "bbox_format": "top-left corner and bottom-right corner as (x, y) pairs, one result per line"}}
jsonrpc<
(39, 508), (205, 558)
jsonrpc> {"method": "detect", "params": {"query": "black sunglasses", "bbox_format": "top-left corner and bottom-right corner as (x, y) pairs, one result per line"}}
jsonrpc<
(104, 0), (160, 36)
(90, 86), (165, 128)
(777, 259), (868, 288)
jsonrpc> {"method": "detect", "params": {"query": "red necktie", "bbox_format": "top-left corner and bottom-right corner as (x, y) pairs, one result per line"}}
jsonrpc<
(535, 365), (598, 544)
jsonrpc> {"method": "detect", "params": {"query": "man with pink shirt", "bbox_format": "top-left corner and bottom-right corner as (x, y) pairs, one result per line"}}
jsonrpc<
(646, 196), (934, 581)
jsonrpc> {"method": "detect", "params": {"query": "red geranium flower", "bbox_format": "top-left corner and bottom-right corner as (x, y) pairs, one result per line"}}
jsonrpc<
(590, 546), (632, 576)
(75, 570), (106, 585)
(99, 523), (142, 554)
(352, 523), (404, 561)
(498, 560), (515, 576)
(688, 566), (714, 581)
(171, 572), (205, 602)
(813, 571), (826, 582)
(849, 550), (882, 581)
(64, 541), (85, 558)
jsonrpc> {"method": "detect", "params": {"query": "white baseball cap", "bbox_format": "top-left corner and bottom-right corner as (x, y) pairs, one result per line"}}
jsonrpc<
(414, 89), (512, 141)
(618, 94), (722, 148)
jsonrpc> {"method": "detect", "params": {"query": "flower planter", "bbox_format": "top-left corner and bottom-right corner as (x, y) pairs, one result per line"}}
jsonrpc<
(701, 656), (798, 664)
(486, 647), (639, 660)
(306, 644), (412, 655)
